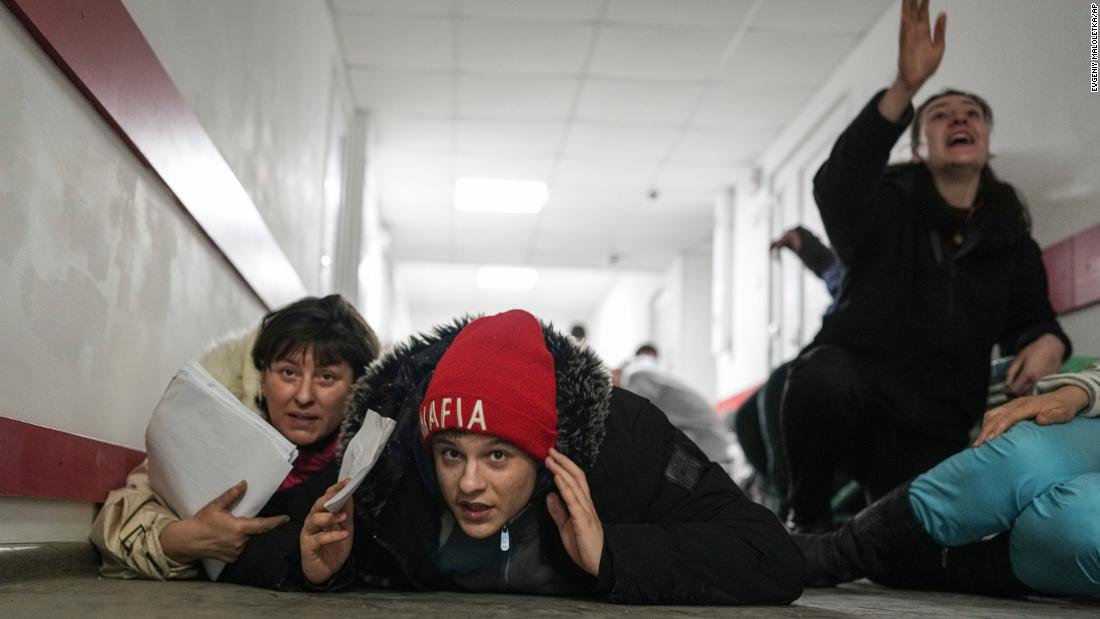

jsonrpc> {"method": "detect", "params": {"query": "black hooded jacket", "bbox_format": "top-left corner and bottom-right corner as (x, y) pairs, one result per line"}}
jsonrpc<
(811, 91), (1070, 441)
(337, 317), (805, 605)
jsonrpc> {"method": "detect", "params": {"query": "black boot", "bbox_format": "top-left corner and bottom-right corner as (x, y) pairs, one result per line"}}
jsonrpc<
(794, 481), (938, 587)
(920, 533), (1036, 598)
(796, 482), (1037, 597)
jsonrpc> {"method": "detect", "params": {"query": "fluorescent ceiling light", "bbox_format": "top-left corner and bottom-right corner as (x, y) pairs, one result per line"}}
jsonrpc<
(477, 266), (538, 291)
(455, 178), (548, 214)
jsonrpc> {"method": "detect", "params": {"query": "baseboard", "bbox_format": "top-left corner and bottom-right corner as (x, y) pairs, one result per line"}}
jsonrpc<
(0, 542), (98, 582)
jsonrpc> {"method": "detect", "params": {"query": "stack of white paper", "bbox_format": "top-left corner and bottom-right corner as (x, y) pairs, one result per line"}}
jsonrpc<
(145, 362), (298, 580)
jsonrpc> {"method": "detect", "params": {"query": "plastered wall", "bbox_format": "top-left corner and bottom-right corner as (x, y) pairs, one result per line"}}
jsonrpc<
(1, 0), (355, 542)
(122, 0), (352, 296)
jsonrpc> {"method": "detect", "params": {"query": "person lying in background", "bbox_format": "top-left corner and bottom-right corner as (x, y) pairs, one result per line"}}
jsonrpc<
(615, 343), (730, 466)
(90, 294), (380, 587)
(797, 361), (1100, 597)
(299, 310), (804, 604)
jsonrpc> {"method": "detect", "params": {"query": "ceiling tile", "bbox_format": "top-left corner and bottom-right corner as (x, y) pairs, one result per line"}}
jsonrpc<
(377, 151), (453, 182)
(694, 83), (813, 129)
(449, 234), (533, 264)
(721, 31), (856, 87)
(388, 227), (453, 262)
(458, 20), (595, 74)
(374, 116), (453, 153)
(457, 0), (603, 21)
(453, 210), (540, 235)
(632, 195), (715, 221)
(538, 200), (633, 231)
(349, 68), (453, 115)
(543, 184), (643, 213)
(454, 154), (554, 181)
(458, 74), (579, 119)
(333, 0), (453, 16)
(590, 26), (732, 80)
(377, 180), (452, 219)
(655, 163), (744, 191)
(751, 0), (892, 34)
(604, 0), (753, 28)
(338, 14), (453, 69)
(669, 127), (777, 165)
(617, 213), (712, 247)
(553, 157), (658, 190)
(341, 0), (895, 284)
(562, 122), (679, 161)
(456, 120), (564, 156)
(575, 78), (705, 124)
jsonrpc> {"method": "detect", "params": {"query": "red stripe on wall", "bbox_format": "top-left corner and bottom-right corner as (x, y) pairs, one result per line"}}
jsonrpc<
(0, 417), (145, 503)
(1043, 222), (1100, 316)
(3, 0), (305, 309)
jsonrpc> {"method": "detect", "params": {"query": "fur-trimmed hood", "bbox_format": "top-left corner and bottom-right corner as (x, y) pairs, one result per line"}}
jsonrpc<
(199, 328), (263, 416)
(339, 313), (613, 509)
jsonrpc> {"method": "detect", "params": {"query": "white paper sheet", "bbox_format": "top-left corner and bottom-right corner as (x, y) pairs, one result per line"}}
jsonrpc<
(324, 409), (396, 513)
(145, 362), (298, 580)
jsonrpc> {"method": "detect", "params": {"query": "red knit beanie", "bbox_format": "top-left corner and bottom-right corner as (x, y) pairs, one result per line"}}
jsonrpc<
(418, 309), (558, 461)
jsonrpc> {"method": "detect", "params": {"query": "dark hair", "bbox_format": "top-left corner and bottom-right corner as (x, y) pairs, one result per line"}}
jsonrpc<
(635, 343), (658, 357)
(251, 294), (380, 380)
(910, 88), (994, 149)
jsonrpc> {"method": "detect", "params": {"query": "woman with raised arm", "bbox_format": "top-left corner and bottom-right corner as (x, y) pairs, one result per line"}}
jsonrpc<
(780, 0), (1069, 534)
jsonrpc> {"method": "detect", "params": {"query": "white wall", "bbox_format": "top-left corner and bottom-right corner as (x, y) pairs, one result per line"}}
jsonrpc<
(656, 249), (717, 400)
(715, 185), (772, 398)
(718, 0), (1100, 399)
(123, 0), (356, 297)
(0, 1), (362, 542)
(586, 250), (715, 400)
(587, 272), (663, 369)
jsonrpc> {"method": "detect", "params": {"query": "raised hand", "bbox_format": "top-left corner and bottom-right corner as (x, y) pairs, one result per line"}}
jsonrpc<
(879, 0), (947, 121)
(159, 480), (289, 564)
(301, 479), (354, 585)
(897, 0), (946, 92)
(974, 385), (1088, 447)
(544, 448), (603, 576)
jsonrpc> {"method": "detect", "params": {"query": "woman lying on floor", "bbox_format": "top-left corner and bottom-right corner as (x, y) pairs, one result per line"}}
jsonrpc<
(295, 310), (804, 605)
(797, 360), (1100, 597)
(90, 295), (379, 585)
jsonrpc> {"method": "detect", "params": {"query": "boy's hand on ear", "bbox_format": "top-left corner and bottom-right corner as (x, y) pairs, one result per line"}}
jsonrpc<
(545, 448), (603, 577)
(301, 479), (354, 585)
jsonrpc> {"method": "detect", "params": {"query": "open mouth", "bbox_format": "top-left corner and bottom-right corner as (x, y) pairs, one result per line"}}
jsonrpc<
(458, 501), (494, 521)
(946, 132), (975, 147)
(287, 412), (320, 424)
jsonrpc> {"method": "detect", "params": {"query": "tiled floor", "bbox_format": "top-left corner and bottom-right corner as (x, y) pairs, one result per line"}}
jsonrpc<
(2, 574), (1097, 618)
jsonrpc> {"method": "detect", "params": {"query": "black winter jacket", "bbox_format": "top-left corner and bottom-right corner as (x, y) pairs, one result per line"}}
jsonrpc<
(811, 92), (1070, 440)
(216, 460), (339, 589)
(338, 317), (805, 605)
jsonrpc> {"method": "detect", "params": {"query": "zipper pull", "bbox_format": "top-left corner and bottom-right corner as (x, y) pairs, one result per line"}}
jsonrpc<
(500, 525), (510, 552)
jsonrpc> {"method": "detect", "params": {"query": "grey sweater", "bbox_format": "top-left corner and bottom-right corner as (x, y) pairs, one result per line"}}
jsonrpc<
(1036, 362), (1100, 417)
